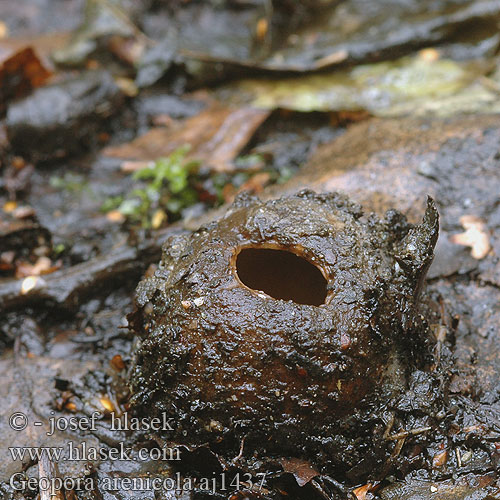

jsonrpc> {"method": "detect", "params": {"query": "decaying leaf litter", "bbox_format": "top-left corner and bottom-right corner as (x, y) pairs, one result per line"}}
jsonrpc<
(0, 1), (499, 499)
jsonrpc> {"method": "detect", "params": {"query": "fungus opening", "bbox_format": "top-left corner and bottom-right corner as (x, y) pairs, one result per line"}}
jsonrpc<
(235, 247), (327, 306)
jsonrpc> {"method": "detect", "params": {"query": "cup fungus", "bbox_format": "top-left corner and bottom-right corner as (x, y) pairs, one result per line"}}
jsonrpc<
(129, 190), (439, 463)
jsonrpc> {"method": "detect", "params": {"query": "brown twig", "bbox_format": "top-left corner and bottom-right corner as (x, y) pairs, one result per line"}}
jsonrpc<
(386, 426), (432, 441)
(39, 456), (65, 500)
(0, 228), (183, 313)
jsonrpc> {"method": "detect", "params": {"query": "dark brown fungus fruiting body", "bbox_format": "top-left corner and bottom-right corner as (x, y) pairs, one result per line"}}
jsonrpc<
(129, 191), (439, 465)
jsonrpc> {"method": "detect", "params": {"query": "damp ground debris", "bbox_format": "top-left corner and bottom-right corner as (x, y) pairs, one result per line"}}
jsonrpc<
(0, 2), (499, 499)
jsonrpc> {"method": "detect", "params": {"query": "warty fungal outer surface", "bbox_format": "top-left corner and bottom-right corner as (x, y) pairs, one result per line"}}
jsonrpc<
(129, 190), (439, 462)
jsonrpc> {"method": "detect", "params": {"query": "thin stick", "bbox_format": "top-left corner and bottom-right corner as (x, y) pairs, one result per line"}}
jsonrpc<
(386, 426), (432, 440)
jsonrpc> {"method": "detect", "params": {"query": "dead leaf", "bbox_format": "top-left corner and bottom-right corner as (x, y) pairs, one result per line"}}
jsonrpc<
(449, 215), (491, 259)
(16, 256), (61, 278)
(223, 55), (499, 119)
(280, 457), (320, 487)
(432, 449), (448, 467)
(353, 483), (373, 500)
(0, 46), (52, 113)
(105, 103), (270, 172)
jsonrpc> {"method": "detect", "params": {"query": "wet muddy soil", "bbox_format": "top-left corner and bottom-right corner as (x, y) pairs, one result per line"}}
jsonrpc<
(1, 1), (500, 499)
(1, 113), (499, 500)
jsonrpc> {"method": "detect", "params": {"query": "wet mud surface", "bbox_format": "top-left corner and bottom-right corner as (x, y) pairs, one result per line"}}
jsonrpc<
(1, 114), (499, 499)
(1, 1), (500, 497)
